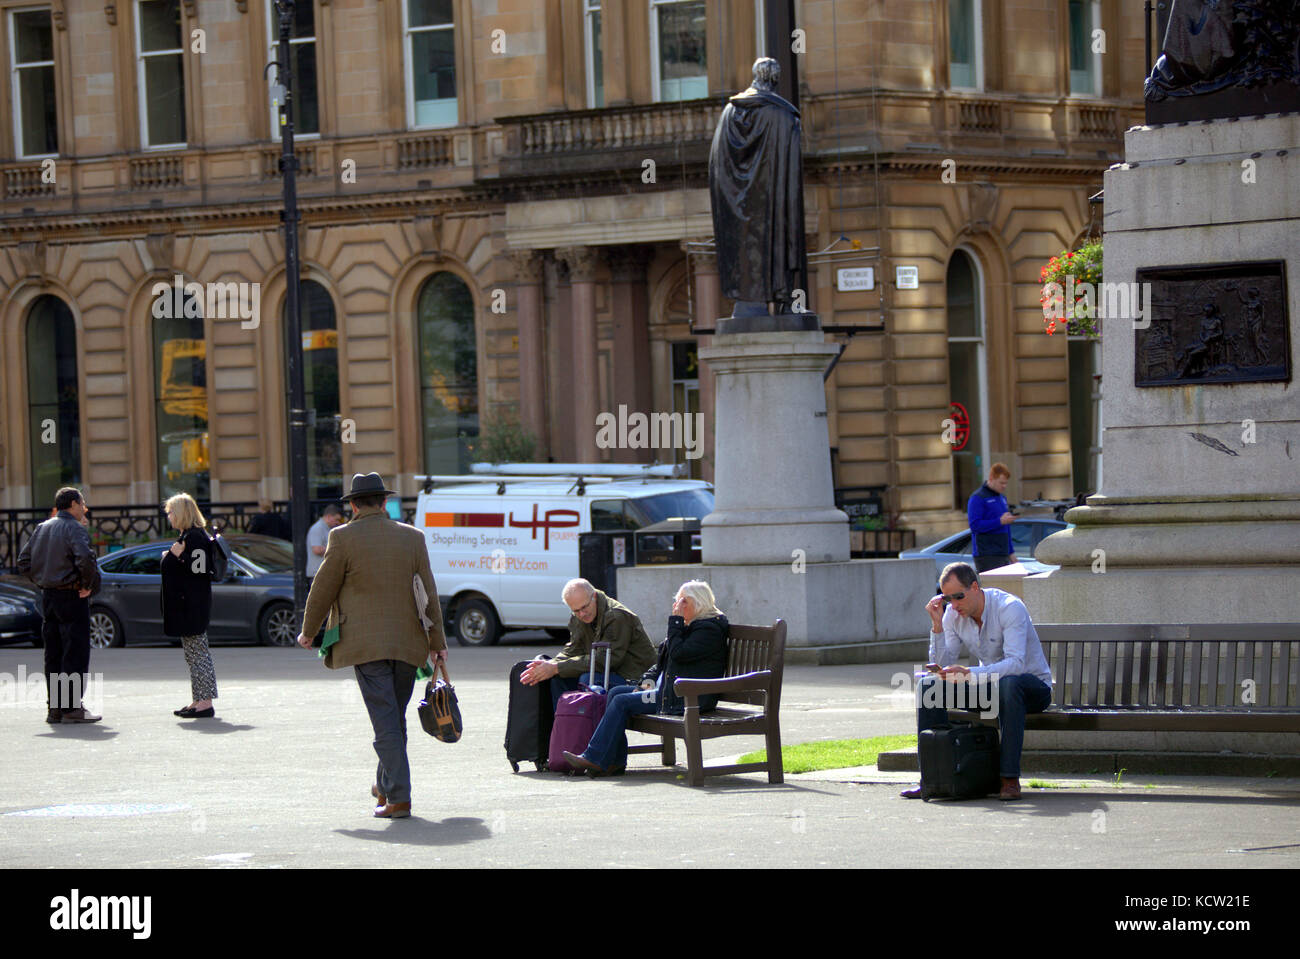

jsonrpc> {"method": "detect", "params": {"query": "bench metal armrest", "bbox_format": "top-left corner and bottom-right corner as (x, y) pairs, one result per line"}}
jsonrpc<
(674, 670), (772, 698)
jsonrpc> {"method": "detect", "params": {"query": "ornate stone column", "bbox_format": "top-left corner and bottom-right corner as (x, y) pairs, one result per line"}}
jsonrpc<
(607, 246), (652, 463)
(507, 250), (547, 455)
(556, 246), (602, 463)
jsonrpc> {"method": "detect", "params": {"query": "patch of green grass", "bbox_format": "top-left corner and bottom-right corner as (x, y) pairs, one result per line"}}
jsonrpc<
(738, 735), (918, 774)
(1027, 779), (1069, 789)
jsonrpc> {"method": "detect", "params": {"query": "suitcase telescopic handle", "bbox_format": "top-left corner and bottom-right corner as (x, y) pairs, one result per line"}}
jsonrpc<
(592, 641), (611, 687)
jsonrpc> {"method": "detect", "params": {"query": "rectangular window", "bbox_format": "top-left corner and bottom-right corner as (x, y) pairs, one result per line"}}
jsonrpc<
(10, 8), (57, 157)
(136, 0), (186, 148)
(585, 0), (603, 109)
(651, 0), (707, 102)
(948, 0), (982, 90)
(267, 0), (319, 137)
(1068, 0), (1101, 96)
(405, 0), (457, 128)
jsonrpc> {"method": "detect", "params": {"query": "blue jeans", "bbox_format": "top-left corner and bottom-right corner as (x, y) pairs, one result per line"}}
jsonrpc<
(582, 684), (660, 769)
(916, 673), (1052, 778)
(549, 671), (630, 710)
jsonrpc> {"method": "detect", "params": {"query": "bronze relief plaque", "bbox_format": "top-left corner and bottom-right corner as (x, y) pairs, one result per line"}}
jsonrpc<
(1135, 261), (1290, 387)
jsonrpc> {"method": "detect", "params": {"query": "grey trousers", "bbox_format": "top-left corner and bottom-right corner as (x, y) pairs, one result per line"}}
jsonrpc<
(354, 660), (418, 805)
(181, 633), (218, 701)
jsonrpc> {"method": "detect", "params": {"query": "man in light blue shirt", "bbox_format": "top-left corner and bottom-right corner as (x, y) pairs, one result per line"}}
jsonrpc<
(901, 562), (1053, 801)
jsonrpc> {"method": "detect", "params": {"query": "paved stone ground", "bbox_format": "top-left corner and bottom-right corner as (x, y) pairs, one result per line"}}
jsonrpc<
(2, 641), (1297, 869)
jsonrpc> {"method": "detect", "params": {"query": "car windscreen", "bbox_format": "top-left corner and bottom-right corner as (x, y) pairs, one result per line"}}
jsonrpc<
(225, 536), (294, 573)
(626, 489), (715, 526)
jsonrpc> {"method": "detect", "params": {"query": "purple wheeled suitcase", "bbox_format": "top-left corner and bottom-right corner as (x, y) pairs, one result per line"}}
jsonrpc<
(548, 642), (612, 773)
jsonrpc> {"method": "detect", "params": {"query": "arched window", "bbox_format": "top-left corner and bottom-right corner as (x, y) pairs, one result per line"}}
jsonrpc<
(152, 283), (209, 500)
(946, 249), (988, 510)
(282, 280), (342, 501)
(26, 295), (81, 507)
(416, 272), (477, 473)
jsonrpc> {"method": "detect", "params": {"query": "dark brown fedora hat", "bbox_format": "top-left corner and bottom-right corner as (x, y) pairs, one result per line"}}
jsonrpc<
(340, 472), (398, 501)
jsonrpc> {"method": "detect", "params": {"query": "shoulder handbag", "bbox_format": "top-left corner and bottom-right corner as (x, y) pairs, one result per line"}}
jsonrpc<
(417, 660), (463, 743)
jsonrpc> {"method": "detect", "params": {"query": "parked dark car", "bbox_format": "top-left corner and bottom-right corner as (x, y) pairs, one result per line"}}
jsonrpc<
(89, 534), (298, 649)
(0, 581), (43, 647)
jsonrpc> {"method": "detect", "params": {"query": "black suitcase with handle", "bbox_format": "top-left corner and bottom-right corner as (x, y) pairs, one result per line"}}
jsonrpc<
(918, 722), (1001, 800)
(505, 658), (555, 772)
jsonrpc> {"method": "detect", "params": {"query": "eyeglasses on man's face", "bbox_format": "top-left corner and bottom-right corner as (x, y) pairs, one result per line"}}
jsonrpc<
(566, 594), (595, 616)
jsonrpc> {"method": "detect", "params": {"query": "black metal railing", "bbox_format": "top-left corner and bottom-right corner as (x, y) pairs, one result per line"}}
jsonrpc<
(0, 497), (420, 572)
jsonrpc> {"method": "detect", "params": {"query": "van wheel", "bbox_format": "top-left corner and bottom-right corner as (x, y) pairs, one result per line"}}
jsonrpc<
(454, 599), (501, 647)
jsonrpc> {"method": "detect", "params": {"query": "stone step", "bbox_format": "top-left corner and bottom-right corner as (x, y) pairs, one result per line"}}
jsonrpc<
(877, 747), (1300, 777)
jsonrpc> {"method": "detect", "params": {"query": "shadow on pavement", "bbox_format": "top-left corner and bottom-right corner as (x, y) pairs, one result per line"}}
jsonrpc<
(37, 725), (119, 740)
(335, 816), (491, 846)
(176, 720), (256, 734)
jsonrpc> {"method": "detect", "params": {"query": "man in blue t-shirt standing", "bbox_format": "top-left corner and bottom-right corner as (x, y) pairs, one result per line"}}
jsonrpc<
(967, 463), (1017, 574)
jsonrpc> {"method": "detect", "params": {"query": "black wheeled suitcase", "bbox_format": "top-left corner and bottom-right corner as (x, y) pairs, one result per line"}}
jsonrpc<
(505, 658), (555, 772)
(918, 722), (1001, 800)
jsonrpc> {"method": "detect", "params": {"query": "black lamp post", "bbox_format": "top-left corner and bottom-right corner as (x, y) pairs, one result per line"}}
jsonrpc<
(273, 0), (311, 626)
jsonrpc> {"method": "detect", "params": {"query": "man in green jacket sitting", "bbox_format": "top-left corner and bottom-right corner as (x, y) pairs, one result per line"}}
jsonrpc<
(520, 578), (656, 708)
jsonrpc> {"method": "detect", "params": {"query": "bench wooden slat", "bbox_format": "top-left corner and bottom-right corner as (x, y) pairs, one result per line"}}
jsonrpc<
(1139, 640), (1152, 705)
(1203, 641), (1215, 706)
(1155, 641), (1169, 706)
(1087, 640), (1102, 706)
(1225, 641), (1238, 707)
(1173, 641), (1185, 705)
(1244, 640), (1256, 705)
(1188, 641), (1203, 707)
(1070, 641), (1083, 706)
(1280, 641), (1292, 707)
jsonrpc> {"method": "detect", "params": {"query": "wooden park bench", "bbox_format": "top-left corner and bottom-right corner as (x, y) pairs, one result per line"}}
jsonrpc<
(948, 623), (1300, 733)
(626, 620), (787, 786)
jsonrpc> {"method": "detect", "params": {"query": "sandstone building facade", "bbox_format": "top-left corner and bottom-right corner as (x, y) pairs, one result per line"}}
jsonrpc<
(0, 0), (1144, 540)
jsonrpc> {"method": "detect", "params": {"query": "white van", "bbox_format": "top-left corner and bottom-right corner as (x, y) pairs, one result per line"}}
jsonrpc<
(414, 464), (713, 646)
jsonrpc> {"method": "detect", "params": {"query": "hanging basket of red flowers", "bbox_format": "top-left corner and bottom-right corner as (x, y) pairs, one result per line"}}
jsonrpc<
(1039, 239), (1103, 338)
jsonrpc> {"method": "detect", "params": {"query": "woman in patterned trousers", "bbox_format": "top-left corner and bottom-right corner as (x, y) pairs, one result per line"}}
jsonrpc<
(161, 493), (218, 719)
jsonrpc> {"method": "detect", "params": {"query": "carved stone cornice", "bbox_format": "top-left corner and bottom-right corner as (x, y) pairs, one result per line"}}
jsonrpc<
(104, 4), (117, 26)
(606, 246), (651, 283)
(555, 246), (601, 283)
(182, 0), (196, 19)
(506, 249), (544, 284)
(51, 0), (66, 30)
(236, 0), (248, 12)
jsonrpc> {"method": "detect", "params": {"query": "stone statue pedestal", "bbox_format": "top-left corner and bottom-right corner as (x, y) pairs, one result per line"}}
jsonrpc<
(1026, 114), (1300, 624)
(617, 326), (938, 662)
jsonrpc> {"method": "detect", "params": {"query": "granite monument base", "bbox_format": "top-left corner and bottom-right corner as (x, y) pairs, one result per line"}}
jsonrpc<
(616, 557), (936, 665)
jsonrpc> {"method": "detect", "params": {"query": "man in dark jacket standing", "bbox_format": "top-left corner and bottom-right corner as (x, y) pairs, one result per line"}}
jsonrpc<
(519, 578), (657, 708)
(17, 487), (102, 723)
(967, 463), (1018, 574)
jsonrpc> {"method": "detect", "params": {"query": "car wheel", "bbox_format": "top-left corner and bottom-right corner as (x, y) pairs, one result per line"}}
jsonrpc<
(258, 601), (298, 647)
(545, 628), (570, 642)
(89, 607), (124, 649)
(453, 598), (501, 647)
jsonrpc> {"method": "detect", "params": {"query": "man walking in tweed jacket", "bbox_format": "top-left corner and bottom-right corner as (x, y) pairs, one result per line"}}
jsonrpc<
(298, 473), (447, 819)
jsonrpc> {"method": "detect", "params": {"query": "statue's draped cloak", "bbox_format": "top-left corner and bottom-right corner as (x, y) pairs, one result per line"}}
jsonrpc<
(708, 89), (807, 304)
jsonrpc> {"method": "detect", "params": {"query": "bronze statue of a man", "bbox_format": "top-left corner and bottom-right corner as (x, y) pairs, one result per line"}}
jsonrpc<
(708, 57), (807, 318)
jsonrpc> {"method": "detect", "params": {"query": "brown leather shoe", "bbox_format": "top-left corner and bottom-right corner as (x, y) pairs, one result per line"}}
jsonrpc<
(998, 776), (1022, 801)
(562, 751), (607, 775)
(900, 785), (925, 799)
(371, 784), (386, 806)
(373, 802), (410, 819)
(60, 707), (101, 724)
